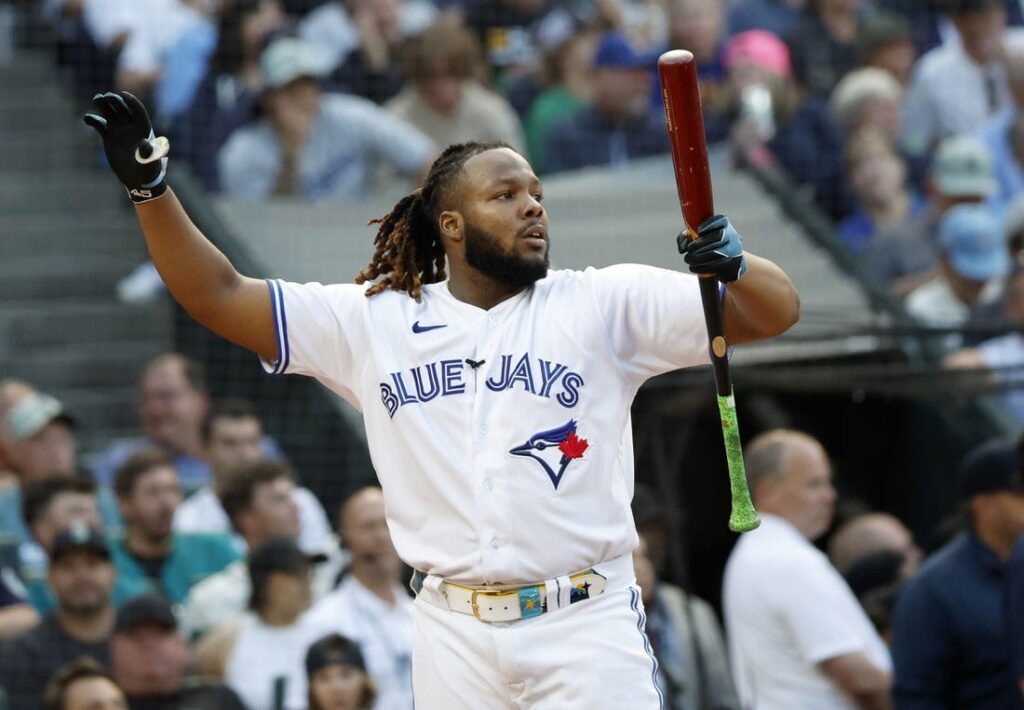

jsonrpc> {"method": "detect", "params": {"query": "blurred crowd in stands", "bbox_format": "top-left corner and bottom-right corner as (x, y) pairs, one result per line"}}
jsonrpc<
(1, 353), (1023, 709)
(2, 0), (1024, 708)
(24, 0), (1024, 423)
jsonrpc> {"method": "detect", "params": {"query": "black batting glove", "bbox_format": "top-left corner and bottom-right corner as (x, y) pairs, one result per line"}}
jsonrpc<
(678, 213), (747, 284)
(83, 92), (169, 204)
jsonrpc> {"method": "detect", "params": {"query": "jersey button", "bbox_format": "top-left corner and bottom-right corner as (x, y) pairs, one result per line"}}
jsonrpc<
(483, 478), (494, 491)
(479, 424), (488, 434)
(490, 537), (500, 549)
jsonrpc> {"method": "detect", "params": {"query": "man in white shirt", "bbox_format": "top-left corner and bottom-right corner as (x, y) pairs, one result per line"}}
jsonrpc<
(901, 0), (1024, 157)
(905, 202), (1010, 350)
(173, 398), (332, 554)
(304, 487), (413, 710)
(182, 459), (344, 638)
(723, 429), (892, 710)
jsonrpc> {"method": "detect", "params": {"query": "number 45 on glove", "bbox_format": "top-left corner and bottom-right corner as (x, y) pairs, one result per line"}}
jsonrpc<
(84, 91), (170, 204)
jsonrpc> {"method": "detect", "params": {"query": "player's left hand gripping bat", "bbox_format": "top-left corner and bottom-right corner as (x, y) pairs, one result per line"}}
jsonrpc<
(658, 50), (760, 533)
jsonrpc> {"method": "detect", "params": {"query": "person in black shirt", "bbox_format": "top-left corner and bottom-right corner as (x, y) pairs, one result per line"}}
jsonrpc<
(0, 524), (116, 710)
(891, 439), (1024, 709)
(110, 595), (245, 710)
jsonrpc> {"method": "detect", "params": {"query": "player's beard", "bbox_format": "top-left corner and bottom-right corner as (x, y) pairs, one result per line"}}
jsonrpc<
(463, 219), (549, 290)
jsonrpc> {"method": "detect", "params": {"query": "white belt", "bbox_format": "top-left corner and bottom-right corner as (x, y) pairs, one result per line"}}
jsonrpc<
(411, 568), (610, 623)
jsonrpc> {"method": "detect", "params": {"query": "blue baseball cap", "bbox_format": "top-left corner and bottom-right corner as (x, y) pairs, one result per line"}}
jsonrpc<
(938, 204), (1010, 281)
(593, 32), (658, 70)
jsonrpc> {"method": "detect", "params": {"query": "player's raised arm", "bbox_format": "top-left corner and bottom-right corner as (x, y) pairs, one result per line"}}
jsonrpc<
(83, 92), (278, 364)
(680, 214), (800, 345)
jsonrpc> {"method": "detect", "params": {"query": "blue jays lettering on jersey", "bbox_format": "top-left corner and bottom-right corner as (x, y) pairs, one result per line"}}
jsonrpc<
(260, 265), (708, 584)
(379, 352), (584, 418)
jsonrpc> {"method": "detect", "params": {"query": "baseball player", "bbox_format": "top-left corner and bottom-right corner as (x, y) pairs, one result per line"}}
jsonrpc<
(84, 91), (799, 707)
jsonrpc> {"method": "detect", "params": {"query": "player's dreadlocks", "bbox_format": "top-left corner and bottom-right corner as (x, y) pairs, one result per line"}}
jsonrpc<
(356, 141), (512, 299)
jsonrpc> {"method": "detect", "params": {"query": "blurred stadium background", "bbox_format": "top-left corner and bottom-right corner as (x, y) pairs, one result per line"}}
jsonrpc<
(1, 0), (1020, 609)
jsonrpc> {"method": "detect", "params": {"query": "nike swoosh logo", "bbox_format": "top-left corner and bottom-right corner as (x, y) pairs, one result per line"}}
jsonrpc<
(412, 321), (447, 334)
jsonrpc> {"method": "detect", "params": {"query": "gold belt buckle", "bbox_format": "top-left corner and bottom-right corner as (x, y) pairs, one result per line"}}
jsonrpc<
(470, 589), (484, 620)
(470, 588), (516, 621)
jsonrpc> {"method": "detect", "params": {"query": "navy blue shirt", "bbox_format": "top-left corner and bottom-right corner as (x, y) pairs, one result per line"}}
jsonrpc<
(544, 107), (669, 175)
(728, 0), (801, 38)
(1009, 534), (1024, 683)
(768, 98), (851, 220)
(890, 531), (1024, 709)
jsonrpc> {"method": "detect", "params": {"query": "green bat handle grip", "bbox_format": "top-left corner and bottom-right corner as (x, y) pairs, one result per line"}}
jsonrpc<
(717, 391), (760, 533)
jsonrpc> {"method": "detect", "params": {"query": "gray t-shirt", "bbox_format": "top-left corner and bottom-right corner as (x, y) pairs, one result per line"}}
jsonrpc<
(219, 93), (435, 201)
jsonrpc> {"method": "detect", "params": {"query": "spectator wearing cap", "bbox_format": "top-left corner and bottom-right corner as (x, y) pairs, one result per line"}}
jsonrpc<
(0, 381), (120, 580)
(175, 0), (288, 191)
(0, 382), (114, 547)
(719, 29), (793, 154)
(905, 203), (1010, 344)
(901, 0), (1022, 158)
(306, 633), (376, 710)
(43, 657), (127, 710)
(728, 0), (805, 39)
(0, 562), (38, 639)
(632, 535), (740, 710)
(303, 487), (412, 710)
(195, 537), (325, 710)
(945, 267), (1024, 423)
(386, 22), (525, 154)
(866, 135), (999, 294)
(219, 36), (435, 202)
(856, 11), (916, 86)
(0, 383), (75, 485)
(723, 430), (892, 709)
(174, 399), (332, 556)
(544, 31), (667, 174)
(182, 459), (345, 639)
(109, 449), (238, 606)
(111, 594), (245, 709)
(0, 524), (115, 710)
(890, 439), (1024, 708)
(19, 476), (114, 614)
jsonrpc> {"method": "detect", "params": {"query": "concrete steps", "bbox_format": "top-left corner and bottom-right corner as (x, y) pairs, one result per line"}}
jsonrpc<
(0, 44), (173, 465)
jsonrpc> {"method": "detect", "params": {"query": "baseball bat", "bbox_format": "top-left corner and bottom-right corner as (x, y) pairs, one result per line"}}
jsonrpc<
(657, 50), (760, 533)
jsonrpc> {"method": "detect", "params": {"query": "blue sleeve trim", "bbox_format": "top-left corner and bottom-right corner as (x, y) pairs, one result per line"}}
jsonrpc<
(266, 279), (291, 374)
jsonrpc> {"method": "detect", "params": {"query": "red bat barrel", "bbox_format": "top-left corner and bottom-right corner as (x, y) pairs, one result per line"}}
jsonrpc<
(658, 50), (714, 234)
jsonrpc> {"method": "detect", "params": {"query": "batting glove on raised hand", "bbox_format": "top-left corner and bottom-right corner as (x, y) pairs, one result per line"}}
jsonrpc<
(678, 214), (747, 283)
(83, 92), (169, 204)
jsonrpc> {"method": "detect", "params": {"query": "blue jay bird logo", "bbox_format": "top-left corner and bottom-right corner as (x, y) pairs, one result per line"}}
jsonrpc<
(509, 420), (590, 490)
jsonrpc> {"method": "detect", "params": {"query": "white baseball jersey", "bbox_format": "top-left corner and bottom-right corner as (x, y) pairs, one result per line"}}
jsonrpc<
(261, 265), (707, 584)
